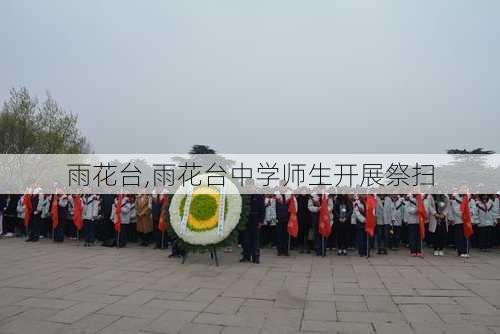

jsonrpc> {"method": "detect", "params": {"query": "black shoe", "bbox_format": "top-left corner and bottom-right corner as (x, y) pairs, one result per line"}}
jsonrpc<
(25, 238), (33, 242)
(239, 257), (250, 262)
(252, 258), (260, 264)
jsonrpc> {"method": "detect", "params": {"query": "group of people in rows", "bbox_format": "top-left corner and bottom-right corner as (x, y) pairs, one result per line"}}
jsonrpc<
(0, 189), (173, 251)
(1, 187), (499, 265)
(241, 190), (500, 263)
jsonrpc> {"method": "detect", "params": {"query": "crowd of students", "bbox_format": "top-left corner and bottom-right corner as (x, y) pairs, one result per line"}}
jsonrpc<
(0, 190), (499, 263)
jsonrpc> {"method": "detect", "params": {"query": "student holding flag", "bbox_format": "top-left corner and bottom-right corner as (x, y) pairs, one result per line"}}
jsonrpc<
(449, 193), (474, 258)
(111, 193), (131, 248)
(404, 193), (426, 257)
(317, 192), (332, 257)
(72, 194), (84, 241)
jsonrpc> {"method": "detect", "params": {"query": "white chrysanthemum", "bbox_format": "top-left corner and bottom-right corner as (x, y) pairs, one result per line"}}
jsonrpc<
(169, 174), (242, 245)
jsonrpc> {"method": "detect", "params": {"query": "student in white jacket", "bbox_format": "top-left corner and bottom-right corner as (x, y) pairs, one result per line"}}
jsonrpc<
(83, 194), (100, 247)
(476, 194), (495, 252)
(389, 195), (404, 250)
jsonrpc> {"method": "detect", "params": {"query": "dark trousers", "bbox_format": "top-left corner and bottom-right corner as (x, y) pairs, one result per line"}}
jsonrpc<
(138, 232), (152, 245)
(40, 217), (51, 238)
(408, 224), (422, 253)
(260, 225), (276, 248)
(433, 222), (446, 251)
(376, 225), (388, 251)
(242, 220), (260, 261)
(65, 219), (76, 238)
(29, 215), (40, 241)
(128, 223), (137, 242)
(454, 224), (468, 255)
(389, 225), (401, 249)
(84, 220), (96, 243)
(336, 222), (350, 251)
(3, 214), (16, 234)
(276, 220), (289, 255)
(356, 224), (369, 256)
(117, 224), (128, 247)
(54, 218), (65, 242)
(479, 226), (493, 250)
(314, 226), (326, 256)
(155, 229), (167, 248)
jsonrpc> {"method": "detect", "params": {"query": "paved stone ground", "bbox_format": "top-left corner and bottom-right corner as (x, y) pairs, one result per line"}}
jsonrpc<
(1, 238), (500, 334)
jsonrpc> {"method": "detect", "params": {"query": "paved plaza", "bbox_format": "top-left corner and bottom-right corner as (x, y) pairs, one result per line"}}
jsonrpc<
(0, 238), (500, 334)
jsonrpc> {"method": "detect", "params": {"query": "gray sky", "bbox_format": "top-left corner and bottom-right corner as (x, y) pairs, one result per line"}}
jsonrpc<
(1, 0), (499, 154)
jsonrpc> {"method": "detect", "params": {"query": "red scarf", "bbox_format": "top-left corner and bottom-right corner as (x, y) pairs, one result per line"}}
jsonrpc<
(51, 195), (59, 229)
(73, 195), (83, 231)
(287, 195), (298, 238)
(158, 194), (169, 233)
(318, 194), (332, 238)
(114, 194), (123, 232)
(415, 194), (427, 240)
(364, 195), (376, 237)
(461, 194), (473, 239)
(23, 193), (32, 227)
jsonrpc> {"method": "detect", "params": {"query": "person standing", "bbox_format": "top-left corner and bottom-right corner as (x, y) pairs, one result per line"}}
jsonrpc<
(0, 194), (7, 236)
(430, 194), (449, 256)
(54, 193), (69, 242)
(275, 190), (291, 256)
(449, 194), (472, 257)
(136, 192), (153, 246)
(405, 194), (423, 257)
(83, 193), (99, 247)
(111, 194), (131, 248)
(241, 181), (265, 263)
(376, 195), (393, 255)
(26, 186), (42, 242)
(308, 193), (322, 256)
(262, 194), (277, 248)
(333, 194), (353, 256)
(39, 194), (51, 239)
(476, 194), (495, 252)
(389, 195), (404, 250)
(353, 194), (368, 256)
(297, 194), (310, 253)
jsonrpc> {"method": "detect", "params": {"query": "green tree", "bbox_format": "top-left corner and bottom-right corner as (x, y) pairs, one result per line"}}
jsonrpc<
(0, 87), (89, 153)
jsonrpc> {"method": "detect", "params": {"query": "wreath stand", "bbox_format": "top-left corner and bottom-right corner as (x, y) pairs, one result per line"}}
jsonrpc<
(180, 246), (219, 266)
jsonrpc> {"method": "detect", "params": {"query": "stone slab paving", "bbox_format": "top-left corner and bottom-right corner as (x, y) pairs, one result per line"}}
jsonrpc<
(0, 238), (500, 334)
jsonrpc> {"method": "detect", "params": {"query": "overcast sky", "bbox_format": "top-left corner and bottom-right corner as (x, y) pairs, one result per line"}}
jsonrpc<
(1, 1), (499, 154)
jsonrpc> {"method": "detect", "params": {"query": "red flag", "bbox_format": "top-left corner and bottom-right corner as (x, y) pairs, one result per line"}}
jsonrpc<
(318, 194), (331, 238)
(114, 194), (123, 233)
(461, 194), (473, 239)
(287, 195), (298, 238)
(73, 195), (84, 231)
(365, 195), (376, 237)
(158, 195), (169, 233)
(22, 193), (32, 227)
(415, 194), (427, 240)
(51, 195), (59, 229)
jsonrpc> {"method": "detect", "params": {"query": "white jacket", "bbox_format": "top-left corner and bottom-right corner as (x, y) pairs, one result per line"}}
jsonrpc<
(476, 199), (495, 227)
(83, 195), (99, 221)
(404, 195), (418, 225)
